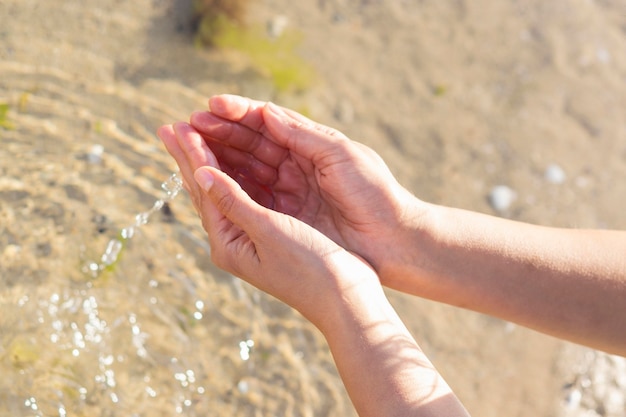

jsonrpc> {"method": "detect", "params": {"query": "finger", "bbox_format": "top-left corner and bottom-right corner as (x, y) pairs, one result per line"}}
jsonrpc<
(158, 124), (194, 190)
(194, 166), (267, 241)
(208, 94), (267, 128)
(231, 168), (275, 209)
(262, 102), (349, 161)
(158, 124), (185, 165)
(190, 167), (252, 276)
(173, 122), (220, 171)
(210, 143), (278, 185)
(190, 110), (288, 168)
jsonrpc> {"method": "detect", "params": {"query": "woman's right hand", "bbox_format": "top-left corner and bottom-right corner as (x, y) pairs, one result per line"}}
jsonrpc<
(157, 121), (382, 330)
(189, 95), (428, 280)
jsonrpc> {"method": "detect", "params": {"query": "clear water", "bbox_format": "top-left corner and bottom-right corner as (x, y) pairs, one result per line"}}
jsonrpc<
(0, 56), (349, 417)
(2, 1), (625, 416)
(84, 172), (184, 278)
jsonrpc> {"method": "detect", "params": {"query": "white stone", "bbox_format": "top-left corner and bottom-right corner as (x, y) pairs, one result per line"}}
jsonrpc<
(488, 185), (516, 212)
(545, 163), (566, 184)
(267, 15), (289, 38)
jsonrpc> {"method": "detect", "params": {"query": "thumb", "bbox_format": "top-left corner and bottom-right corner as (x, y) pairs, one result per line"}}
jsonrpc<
(194, 166), (264, 235)
(263, 102), (348, 159)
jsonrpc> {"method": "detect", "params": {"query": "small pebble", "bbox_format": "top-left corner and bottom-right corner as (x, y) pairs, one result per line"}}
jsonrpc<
(267, 15), (289, 38)
(545, 164), (566, 184)
(564, 388), (582, 409)
(87, 144), (104, 164)
(488, 185), (516, 213)
(3, 244), (22, 260)
(237, 380), (249, 394)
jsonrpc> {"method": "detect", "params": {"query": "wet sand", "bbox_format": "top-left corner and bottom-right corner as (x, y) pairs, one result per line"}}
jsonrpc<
(1, 1), (625, 416)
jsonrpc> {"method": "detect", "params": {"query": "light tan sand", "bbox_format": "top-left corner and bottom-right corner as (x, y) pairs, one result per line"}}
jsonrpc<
(0, 1), (624, 416)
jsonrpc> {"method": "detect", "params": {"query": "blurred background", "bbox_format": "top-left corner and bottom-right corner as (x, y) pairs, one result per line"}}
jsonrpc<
(1, 1), (625, 416)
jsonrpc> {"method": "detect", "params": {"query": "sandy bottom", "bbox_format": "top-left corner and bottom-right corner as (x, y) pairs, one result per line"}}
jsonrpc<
(0, 1), (625, 416)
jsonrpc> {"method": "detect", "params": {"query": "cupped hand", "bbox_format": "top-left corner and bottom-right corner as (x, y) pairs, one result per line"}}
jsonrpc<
(157, 122), (380, 328)
(189, 95), (424, 275)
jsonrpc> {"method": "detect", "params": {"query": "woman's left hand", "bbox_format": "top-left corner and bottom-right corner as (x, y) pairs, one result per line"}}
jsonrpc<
(157, 122), (380, 329)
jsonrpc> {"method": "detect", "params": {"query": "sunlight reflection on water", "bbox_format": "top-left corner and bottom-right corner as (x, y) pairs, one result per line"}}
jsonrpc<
(0, 59), (349, 416)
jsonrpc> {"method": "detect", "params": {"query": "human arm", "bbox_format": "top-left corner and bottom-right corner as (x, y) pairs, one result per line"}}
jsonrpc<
(385, 203), (626, 356)
(189, 95), (626, 356)
(157, 122), (470, 417)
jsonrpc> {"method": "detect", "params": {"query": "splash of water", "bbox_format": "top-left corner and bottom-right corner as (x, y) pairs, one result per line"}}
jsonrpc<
(78, 168), (261, 403)
(83, 172), (184, 278)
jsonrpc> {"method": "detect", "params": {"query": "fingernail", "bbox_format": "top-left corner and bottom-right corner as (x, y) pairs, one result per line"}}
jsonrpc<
(194, 168), (214, 192)
(210, 94), (247, 115)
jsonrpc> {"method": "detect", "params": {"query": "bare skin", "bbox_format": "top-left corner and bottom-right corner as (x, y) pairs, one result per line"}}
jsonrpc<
(158, 93), (625, 415)
(184, 94), (626, 357)
(158, 121), (470, 416)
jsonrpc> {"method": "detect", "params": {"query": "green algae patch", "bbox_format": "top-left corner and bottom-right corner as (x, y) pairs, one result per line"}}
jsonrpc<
(213, 22), (316, 93)
(192, 0), (316, 94)
(8, 338), (40, 369)
(0, 103), (15, 130)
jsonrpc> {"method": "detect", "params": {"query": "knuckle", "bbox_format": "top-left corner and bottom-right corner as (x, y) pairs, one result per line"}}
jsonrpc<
(213, 191), (237, 216)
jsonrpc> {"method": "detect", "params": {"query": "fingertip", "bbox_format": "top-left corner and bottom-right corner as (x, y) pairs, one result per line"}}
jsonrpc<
(194, 167), (215, 192)
(189, 111), (207, 127)
(209, 94), (250, 120)
(172, 121), (192, 135)
(208, 95), (226, 113)
(157, 124), (175, 140)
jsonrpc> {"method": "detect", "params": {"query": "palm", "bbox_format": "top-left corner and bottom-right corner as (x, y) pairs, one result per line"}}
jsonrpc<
(190, 96), (406, 264)
(230, 137), (401, 259)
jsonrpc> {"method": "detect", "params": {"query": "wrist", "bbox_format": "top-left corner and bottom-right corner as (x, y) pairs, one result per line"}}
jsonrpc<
(317, 278), (403, 342)
(311, 257), (392, 337)
(373, 196), (443, 292)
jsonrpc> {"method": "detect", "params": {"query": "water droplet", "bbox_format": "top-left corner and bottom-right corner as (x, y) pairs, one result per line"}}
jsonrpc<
(120, 226), (135, 239)
(17, 295), (29, 306)
(87, 172), (183, 278)
(101, 239), (123, 266)
(186, 369), (196, 383)
(135, 212), (149, 227)
(239, 339), (255, 361)
(105, 369), (116, 387)
(162, 172), (183, 199)
(152, 199), (164, 211)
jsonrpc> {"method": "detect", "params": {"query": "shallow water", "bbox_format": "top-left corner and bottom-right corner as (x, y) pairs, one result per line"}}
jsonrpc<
(0, 72), (352, 416)
(0, 44), (350, 417)
(2, 1), (625, 416)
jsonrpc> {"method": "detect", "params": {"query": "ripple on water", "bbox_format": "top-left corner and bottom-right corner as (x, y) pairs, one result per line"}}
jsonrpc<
(0, 59), (351, 416)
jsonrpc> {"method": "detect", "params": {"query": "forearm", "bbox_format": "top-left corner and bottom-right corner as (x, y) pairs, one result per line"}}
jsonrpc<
(382, 203), (626, 355)
(318, 279), (469, 417)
